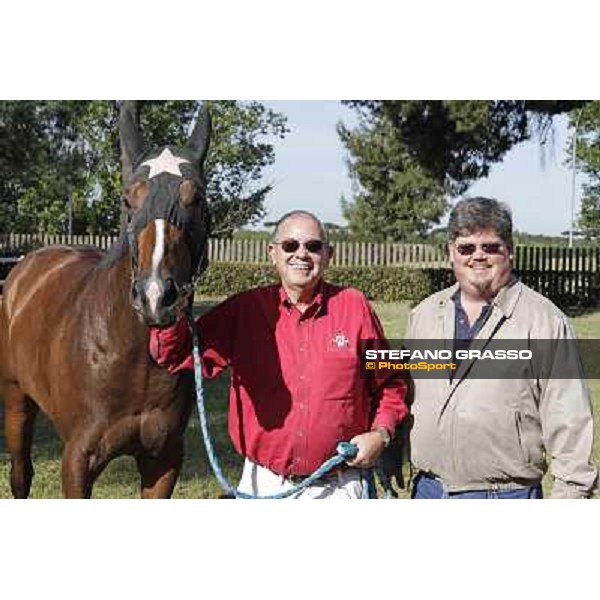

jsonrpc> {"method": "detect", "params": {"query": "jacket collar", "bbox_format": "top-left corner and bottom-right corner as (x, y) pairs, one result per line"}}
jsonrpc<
(488, 276), (521, 318)
(434, 276), (522, 346)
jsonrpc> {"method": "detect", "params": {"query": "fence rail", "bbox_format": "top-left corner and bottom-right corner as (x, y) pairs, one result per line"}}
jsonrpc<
(2, 233), (600, 307)
(2, 232), (600, 269)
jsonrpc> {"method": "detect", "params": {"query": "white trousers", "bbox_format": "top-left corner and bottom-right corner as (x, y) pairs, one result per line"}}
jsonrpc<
(237, 458), (365, 499)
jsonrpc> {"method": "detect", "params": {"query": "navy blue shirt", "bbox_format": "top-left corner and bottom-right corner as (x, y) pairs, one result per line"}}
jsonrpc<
(452, 290), (490, 376)
(453, 290), (490, 340)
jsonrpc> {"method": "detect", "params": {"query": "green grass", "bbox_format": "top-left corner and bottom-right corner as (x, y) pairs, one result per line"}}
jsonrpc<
(0, 300), (598, 498)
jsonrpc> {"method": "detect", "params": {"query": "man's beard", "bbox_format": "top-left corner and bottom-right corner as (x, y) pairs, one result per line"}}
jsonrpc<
(471, 277), (492, 294)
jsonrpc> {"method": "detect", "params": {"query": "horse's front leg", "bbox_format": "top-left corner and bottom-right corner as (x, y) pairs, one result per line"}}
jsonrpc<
(61, 425), (109, 498)
(61, 437), (95, 498)
(136, 439), (184, 498)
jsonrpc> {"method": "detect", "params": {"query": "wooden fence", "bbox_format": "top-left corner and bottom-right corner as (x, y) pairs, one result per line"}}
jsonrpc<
(0, 232), (451, 266)
(1, 233), (600, 307)
(513, 245), (600, 307)
(207, 237), (451, 267)
(0, 233), (121, 254)
(2, 231), (599, 266)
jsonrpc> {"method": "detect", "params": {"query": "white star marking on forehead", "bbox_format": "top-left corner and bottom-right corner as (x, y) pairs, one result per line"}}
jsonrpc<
(141, 148), (190, 179)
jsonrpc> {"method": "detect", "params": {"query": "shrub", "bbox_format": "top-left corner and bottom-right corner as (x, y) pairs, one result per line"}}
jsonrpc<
(196, 262), (432, 305)
(197, 263), (278, 297)
(328, 265), (431, 304)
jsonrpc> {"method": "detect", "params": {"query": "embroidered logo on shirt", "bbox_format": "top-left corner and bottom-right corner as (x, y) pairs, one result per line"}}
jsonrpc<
(331, 330), (350, 349)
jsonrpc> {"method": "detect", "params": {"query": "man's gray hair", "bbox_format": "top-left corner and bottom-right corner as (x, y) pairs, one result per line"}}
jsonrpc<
(271, 210), (329, 243)
(448, 197), (513, 247)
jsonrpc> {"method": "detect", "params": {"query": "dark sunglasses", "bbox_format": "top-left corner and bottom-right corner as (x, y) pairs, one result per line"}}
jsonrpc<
(273, 239), (326, 253)
(455, 242), (504, 256)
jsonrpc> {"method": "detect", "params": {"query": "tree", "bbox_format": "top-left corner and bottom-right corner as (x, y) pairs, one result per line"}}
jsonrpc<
(0, 101), (288, 236)
(340, 100), (587, 241)
(0, 101), (90, 234)
(202, 101), (288, 235)
(570, 102), (600, 241)
(339, 111), (446, 241)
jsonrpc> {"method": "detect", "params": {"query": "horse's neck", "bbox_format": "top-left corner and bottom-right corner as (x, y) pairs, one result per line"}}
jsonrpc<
(106, 250), (134, 303)
(95, 245), (145, 338)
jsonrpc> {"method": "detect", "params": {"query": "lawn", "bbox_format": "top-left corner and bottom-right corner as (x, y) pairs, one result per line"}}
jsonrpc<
(0, 300), (598, 498)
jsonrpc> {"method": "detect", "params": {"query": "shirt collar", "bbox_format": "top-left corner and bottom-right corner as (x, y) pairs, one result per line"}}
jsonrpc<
(278, 280), (328, 317)
(451, 289), (491, 336)
(451, 287), (490, 309)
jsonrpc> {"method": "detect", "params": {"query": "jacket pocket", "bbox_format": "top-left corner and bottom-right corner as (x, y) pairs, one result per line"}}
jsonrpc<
(514, 411), (530, 464)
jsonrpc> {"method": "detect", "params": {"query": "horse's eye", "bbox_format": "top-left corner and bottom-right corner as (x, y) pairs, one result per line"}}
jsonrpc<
(125, 181), (149, 209)
(179, 179), (197, 207)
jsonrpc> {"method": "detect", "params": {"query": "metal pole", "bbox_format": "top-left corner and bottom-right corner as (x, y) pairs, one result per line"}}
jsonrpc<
(570, 109), (583, 248)
(67, 192), (73, 236)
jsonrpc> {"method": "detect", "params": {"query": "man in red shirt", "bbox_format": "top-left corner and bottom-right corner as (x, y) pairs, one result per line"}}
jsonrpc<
(149, 210), (408, 498)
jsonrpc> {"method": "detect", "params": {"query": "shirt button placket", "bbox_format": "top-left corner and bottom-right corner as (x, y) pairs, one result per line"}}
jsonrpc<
(296, 317), (310, 471)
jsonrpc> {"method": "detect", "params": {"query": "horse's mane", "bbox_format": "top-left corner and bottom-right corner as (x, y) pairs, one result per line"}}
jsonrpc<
(96, 231), (129, 269)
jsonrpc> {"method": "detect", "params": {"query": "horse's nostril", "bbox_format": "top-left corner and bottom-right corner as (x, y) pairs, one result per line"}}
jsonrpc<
(162, 278), (178, 307)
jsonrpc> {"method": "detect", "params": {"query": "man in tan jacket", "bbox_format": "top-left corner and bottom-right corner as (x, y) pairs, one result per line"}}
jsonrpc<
(408, 197), (597, 499)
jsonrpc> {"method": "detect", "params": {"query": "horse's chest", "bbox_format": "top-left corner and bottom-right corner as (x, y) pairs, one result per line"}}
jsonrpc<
(132, 375), (183, 450)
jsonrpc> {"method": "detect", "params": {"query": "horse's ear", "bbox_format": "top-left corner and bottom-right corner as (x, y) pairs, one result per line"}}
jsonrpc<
(119, 101), (145, 186)
(186, 105), (211, 166)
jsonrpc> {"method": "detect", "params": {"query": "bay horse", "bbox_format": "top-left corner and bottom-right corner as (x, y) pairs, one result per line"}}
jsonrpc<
(0, 101), (211, 498)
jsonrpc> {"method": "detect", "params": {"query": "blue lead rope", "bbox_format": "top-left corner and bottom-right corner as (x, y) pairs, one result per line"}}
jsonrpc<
(186, 311), (373, 499)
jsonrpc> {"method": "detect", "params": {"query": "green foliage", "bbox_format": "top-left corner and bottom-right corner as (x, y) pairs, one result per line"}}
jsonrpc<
(378, 101), (529, 191)
(578, 194), (600, 241)
(339, 110), (447, 242)
(203, 101), (288, 235)
(196, 262), (279, 296)
(330, 265), (431, 304)
(196, 262), (432, 304)
(0, 101), (91, 233)
(571, 102), (600, 241)
(340, 100), (587, 241)
(0, 101), (288, 235)
(232, 229), (272, 240)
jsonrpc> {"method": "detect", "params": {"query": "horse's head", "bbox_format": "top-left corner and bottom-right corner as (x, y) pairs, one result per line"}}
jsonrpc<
(119, 101), (211, 327)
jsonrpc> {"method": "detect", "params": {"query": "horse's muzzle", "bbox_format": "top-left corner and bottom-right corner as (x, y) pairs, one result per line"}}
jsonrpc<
(132, 276), (191, 326)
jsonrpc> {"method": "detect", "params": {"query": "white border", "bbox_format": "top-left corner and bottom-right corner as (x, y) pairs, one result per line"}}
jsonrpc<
(1, 2), (597, 597)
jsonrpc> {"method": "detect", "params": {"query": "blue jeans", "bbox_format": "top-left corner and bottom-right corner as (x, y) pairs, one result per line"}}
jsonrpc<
(412, 472), (543, 499)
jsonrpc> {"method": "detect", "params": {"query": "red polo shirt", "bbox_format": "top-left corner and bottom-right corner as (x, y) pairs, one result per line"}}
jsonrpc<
(149, 283), (408, 476)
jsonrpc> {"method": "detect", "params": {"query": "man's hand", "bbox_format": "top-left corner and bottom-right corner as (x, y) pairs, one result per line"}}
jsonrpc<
(345, 430), (388, 468)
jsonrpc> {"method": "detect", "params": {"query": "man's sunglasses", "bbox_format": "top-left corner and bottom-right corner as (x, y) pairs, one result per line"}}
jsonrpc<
(273, 239), (326, 253)
(455, 242), (504, 256)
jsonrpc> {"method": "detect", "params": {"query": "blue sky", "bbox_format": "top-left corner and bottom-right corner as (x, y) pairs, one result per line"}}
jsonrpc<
(260, 101), (358, 227)
(260, 102), (581, 237)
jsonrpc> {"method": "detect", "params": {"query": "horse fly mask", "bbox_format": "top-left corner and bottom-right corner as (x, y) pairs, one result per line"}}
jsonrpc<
(126, 145), (210, 324)
(99, 101), (213, 326)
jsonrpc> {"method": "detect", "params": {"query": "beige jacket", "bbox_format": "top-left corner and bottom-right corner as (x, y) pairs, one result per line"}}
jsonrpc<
(407, 279), (597, 498)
